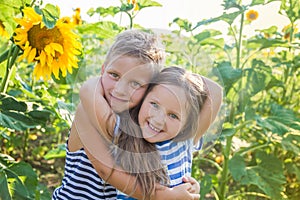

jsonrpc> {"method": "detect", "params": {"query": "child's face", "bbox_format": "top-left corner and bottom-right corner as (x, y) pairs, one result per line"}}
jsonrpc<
(138, 84), (188, 143)
(102, 56), (154, 113)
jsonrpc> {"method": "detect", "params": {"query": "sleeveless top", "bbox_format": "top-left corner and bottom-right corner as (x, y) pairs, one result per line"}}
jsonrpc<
(52, 144), (117, 200)
(53, 115), (202, 200)
(116, 136), (203, 199)
(52, 118), (121, 200)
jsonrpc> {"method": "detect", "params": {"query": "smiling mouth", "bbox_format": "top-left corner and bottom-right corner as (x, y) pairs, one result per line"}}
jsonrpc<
(110, 94), (128, 103)
(148, 122), (161, 133)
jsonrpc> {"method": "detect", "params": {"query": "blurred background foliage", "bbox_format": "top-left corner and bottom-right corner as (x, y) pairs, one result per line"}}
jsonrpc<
(0, 0), (299, 199)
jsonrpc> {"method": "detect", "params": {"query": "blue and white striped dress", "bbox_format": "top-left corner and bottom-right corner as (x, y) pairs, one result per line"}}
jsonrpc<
(53, 114), (202, 200)
(116, 138), (203, 199)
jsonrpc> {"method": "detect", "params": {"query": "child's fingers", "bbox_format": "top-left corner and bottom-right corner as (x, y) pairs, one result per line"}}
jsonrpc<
(182, 176), (189, 183)
(191, 193), (200, 200)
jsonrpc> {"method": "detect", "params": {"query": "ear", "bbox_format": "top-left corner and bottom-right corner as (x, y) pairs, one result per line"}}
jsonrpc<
(101, 64), (105, 75)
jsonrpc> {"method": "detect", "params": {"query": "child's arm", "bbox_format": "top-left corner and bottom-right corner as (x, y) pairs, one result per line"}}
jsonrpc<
(79, 76), (115, 141)
(75, 105), (199, 200)
(85, 147), (200, 200)
(194, 76), (223, 144)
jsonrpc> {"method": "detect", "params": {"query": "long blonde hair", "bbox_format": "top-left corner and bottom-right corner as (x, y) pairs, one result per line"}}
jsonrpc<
(112, 66), (208, 199)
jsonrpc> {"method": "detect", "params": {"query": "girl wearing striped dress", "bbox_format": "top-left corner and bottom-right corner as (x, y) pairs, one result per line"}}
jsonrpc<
(78, 66), (222, 199)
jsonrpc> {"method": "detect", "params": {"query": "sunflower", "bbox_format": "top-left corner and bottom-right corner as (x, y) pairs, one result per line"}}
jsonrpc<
(13, 7), (82, 80)
(246, 10), (258, 21)
(0, 20), (9, 38)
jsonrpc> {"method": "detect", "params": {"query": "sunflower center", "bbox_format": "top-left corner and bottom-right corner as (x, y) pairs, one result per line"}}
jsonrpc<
(249, 14), (256, 19)
(28, 25), (64, 52)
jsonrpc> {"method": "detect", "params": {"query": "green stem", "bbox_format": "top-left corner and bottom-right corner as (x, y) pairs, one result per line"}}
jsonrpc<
(218, 134), (233, 200)
(0, 49), (10, 64)
(0, 45), (20, 93)
(198, 157), (223, 172)
(227, 192), (271, 199)
(236, 12), (244, 69)
(124, 11), (133, 29)
(238, 143), (270, 156)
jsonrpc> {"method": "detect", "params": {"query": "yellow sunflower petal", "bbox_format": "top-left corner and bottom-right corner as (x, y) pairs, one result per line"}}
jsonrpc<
(50, 43), (64, 54)
(39, 51), (46, 66)
(33, 63), (43, 80)
(51, 60), (60, 79)
(27, 48), (37, 63)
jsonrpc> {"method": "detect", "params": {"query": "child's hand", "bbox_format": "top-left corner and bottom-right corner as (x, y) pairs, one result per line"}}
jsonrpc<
(169, 183), (200, 200)
(182, 176), (200, 194)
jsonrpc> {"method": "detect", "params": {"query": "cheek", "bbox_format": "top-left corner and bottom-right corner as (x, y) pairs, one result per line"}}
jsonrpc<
(138, 104), (148, 122)
(102, 76), (115, 90)
(130, 88), (146, 103)
(169, 121), (182, 136)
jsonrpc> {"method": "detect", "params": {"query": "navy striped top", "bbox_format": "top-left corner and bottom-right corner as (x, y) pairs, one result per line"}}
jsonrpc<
(52, 145), (117, 200)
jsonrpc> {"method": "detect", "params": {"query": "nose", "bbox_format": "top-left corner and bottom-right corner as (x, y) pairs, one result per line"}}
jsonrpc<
(113, 79), (127, 96)
(150, 108), (166, 126)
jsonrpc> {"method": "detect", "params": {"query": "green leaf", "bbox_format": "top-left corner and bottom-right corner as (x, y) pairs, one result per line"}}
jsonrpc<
(0, 171), (11, 200)
(229, 154), (247, 181)
(200, 174), (212, 200)
(256, 104), (299, 135)
(229, 151), (286, 199)
(220, 128), (236, 139)
(138, 0), (162, 9)
(78, 21), (121, 40)
(4, 168), (30, 200)
(44, 144), (66, 160)
(96, 6), (121, 17)
(218, 10), (243, 25)
(28, 109), (52, 122)
(257, 25), (278, 35)
(281, 133), (300, 154)
(250, 0), (265, 6)
(247, 37), (289, 49)
(286, 161), (300, 181)
(222, 0), (240, 10)
(41, 4), (60, 29)
(0, 94), (27, 112)
(0, 111), (27, 131)
(2, 110), (38, 127)
(248, 152), (286, 198)
(200, 38), (225, 48)
(212, 61), (243, 92)
(280, 0), (299, 23)
(246, 59), (272, 95)
(8, 162), (38, 198)
(172, 18), (192, 32)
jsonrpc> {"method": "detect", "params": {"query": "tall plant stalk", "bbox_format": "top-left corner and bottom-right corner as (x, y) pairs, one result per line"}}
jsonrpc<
(218, 9), (245, 200)
(0, 45), (20, 93)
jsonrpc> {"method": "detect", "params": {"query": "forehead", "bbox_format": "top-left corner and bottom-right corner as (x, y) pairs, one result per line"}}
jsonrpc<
(106, 56), (155, 81)
(149, 84), (188, 113)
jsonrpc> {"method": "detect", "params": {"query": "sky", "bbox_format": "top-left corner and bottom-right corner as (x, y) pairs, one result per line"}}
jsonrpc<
(42, 0), (291, 37)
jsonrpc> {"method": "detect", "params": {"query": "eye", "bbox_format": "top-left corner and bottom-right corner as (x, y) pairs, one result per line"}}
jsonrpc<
(150, 102), (159, 109)
(131, 81), (142, 89)
(109, 72), (119, 80)
(169, 113), (179, 120)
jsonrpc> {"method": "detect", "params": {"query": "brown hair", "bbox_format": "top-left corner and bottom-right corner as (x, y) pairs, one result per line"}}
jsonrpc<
(111, 66), (208, 199)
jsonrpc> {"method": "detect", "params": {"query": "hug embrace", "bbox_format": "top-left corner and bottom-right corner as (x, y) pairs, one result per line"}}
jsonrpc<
(53, 29), (223, 200)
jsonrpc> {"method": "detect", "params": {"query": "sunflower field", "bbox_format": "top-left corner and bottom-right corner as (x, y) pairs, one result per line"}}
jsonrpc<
(0, 0), (299, 199)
